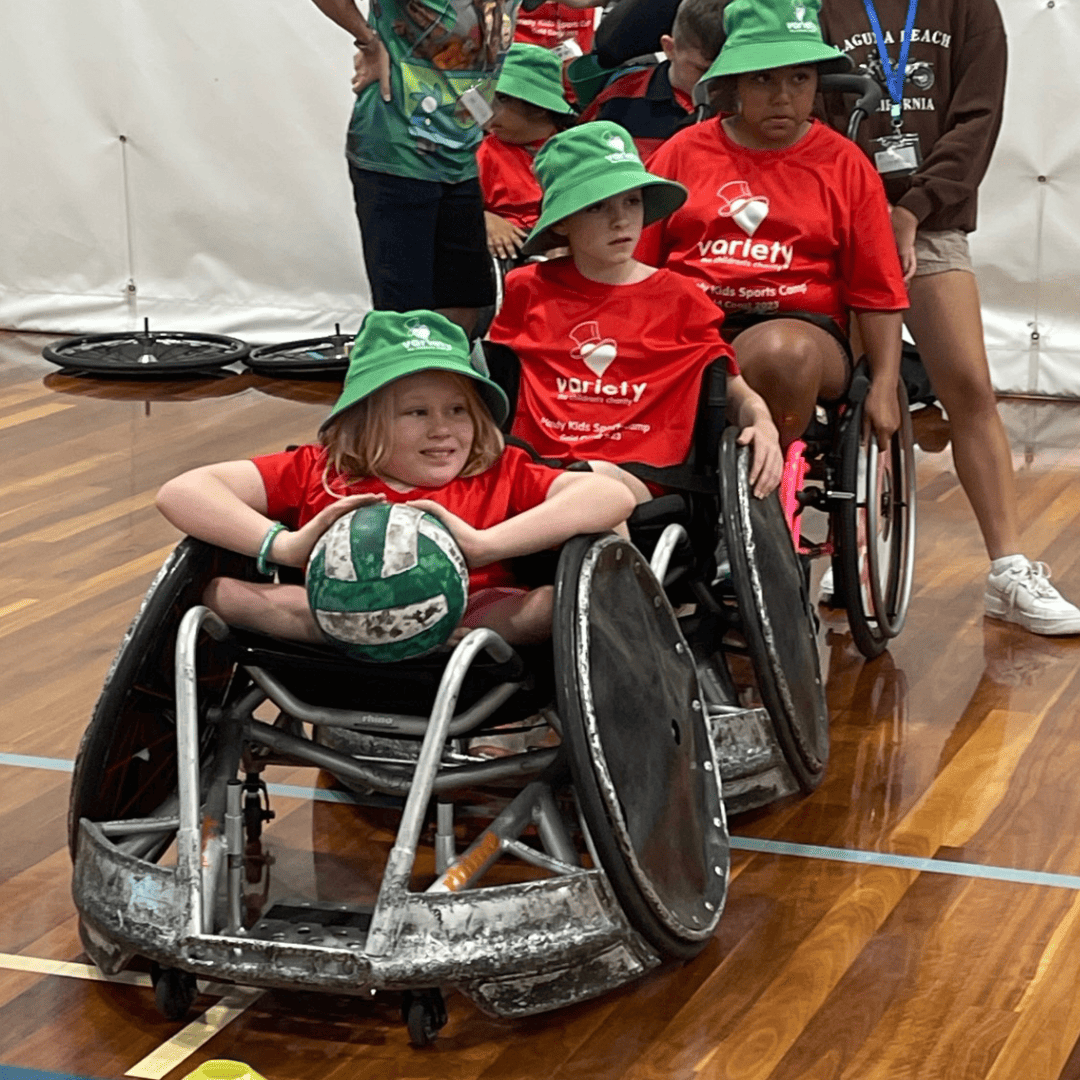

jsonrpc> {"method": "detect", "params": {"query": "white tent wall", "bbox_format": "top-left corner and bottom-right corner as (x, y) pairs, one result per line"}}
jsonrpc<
(0, 0), (369, 342)
(1, 0), (1078, 388)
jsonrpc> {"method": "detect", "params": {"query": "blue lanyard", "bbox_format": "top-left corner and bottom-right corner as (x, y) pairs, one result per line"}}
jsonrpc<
(862, 0), (919, 123)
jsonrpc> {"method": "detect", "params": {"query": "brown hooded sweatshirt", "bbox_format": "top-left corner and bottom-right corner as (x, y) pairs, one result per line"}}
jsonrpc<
(819, 0), (1007, 233)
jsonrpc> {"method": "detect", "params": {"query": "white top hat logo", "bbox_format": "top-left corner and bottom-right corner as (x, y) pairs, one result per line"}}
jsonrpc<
(568, 321), (618, 376)
(716, 180), (770, 237)
(407, 322), (431, 340)
(606, 134), (626, 153)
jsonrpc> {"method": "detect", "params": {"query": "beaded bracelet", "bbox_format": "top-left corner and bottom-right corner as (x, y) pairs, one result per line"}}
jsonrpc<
(256, 522), (289, 577)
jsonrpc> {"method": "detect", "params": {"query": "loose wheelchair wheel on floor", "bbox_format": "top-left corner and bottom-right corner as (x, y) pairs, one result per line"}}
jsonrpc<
(43, 320), (249, 375)
(834, 382), (917, 659)
(244, 326), (353, 378)
(67, 539), (260, 861)
(554, 533), (729, 960)
(718, 427), (830, 794)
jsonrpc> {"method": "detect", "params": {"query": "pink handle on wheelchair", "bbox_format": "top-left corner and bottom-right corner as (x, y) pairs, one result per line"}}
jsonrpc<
(779, 439), (809, 550)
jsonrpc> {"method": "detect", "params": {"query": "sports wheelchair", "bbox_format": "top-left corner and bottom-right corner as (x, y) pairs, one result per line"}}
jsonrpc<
(69, 530), (728, 1044)
(481, 343), (831, 816)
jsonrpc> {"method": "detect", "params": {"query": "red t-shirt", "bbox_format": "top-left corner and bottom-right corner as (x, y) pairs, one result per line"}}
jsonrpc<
(488, 259), (738, 466)
(513, 3), (595, 52)
(477, 135), (543, 232)
(638, 119), (908, 330)
(252, 444), (562, 591)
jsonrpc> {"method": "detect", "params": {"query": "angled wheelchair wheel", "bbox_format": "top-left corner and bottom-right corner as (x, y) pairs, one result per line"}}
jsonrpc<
(245, 326), (353, 378)
(719, 427), (829, 793)
(554, 533), (729, 960)
(68, 539), (257, 860)
(835, 383), (917, 659)
(43, 322), (248, 375)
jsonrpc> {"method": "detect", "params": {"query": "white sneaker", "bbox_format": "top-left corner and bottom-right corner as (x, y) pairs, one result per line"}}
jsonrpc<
(818, 565), (835, 606)
(985, 557), (1080, 636)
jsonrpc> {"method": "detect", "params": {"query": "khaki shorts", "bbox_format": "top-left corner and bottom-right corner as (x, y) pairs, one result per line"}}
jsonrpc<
(913, 228), (973, 277)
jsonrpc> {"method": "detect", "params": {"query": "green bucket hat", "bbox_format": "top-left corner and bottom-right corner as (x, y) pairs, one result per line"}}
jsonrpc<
(698, 0), (851, 86)
(520, 121), (688, 256)
(567, 53), (612, 109)
(496, 43), (575, 116)
(321, 310), (509, 431)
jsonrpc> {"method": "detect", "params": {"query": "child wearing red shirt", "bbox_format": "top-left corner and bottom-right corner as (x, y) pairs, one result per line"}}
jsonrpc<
(639, 0), (909, 451)
(478, 44), (576, 261)
(488, 121), (783, 501)
(155, 310), (634, 647)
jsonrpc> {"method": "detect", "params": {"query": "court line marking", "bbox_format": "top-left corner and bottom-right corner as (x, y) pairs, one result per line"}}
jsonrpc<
(11, 751), (1080, 892)
(124, 986), (264, 1080)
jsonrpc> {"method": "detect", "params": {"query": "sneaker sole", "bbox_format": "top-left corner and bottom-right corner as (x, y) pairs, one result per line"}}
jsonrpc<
(984, 594), (1080, 636)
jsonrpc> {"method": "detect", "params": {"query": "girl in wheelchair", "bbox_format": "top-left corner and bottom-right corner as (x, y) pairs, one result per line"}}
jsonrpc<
(155, 309), (634, 648)
(486, 120), (783, 501)
(637, 0), (909, 453)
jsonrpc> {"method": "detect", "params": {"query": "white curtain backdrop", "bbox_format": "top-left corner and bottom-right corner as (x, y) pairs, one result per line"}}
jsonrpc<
(1, 0), (1078, 393)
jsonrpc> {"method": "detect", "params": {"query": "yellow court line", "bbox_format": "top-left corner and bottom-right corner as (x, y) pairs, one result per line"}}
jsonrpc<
(125, 986), (265, 1080)
(0, 951), (150, 986)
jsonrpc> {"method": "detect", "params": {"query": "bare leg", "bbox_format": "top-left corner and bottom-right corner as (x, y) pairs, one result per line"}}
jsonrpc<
(904, 270), (1021, 560)
(450, 585), (554, 645)
(734, 319), (849, 449)
(202, 577), (323, 643)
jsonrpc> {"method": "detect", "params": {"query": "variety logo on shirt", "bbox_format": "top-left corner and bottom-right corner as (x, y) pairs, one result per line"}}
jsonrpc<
(555, 321), (647, 403)
(716, 181), (770, 236)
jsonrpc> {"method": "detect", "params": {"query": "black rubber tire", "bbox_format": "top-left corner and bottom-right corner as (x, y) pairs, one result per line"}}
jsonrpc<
(554, 534), (728, 961)
(244, 332), (353, 378)
(67, 539), (257, 860)
(151, 964), (199, 1022)
(718, 428), (829, 793)
(402, 989), (446, 1047)
(42, 331), (248, 375)
(835, 383), (916, 659)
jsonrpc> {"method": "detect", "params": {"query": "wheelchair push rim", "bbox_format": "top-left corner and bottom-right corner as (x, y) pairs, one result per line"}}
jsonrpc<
(837, 384), (916, 654)
(43, 321), (249, 375)
(245, 326), (354, 378)
(554, 533), (729, 960)
(718, 427), (829, 792)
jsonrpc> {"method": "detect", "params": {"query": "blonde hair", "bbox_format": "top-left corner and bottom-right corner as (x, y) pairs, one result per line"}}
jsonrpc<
(318, 371), (504, 496)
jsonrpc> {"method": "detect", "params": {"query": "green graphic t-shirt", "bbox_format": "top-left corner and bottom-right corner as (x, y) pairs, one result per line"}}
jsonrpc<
(347, 0), (519, 182)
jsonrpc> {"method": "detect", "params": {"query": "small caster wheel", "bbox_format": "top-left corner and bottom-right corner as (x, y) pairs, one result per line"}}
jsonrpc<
(401, 988), (447, 1047)
(151, 963), (199, 1021)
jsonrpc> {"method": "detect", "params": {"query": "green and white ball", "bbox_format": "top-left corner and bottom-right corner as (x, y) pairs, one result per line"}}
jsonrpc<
(306, 503), (469, 663)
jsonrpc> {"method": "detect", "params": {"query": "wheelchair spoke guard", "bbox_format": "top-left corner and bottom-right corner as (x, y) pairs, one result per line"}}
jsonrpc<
(554, 533), (728, 960)
(245, 327), (353, 378)
(43, 322), (249, 376)
(68, 538), (258, 860)
(719, 427), (829, 793)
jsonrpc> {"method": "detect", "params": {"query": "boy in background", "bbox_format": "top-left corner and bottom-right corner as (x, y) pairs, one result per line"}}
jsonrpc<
(577, 0), (727, 158)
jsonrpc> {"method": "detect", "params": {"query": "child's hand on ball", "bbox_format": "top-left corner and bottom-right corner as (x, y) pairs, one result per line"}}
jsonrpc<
(278, 494), (385, 568)
(406, 499), (488, 566)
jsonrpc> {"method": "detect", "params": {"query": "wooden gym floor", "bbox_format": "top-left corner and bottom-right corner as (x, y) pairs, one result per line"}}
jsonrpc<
(2, 328), (1080, 1080)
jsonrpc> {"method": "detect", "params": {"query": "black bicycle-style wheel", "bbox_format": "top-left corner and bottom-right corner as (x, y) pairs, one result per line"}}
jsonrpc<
(554, 533), (729, 961)
(43, 321), (248, 375)
(68, 539), (257, 861)
(245, 326), (354, 378)
(835, 383), (917, 659)
(718, 427), (830, 794)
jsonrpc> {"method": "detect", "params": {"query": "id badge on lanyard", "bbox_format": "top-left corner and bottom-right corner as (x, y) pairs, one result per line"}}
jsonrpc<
(863, 0), (923, 177)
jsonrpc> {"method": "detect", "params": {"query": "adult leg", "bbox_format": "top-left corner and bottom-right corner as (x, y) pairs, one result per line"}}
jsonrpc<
(734, 319), (849, 448)
(906, 269), (1080, 634)
(432, 178), (497, 337)
(349, 166), (439, 311)
(903, 270), (1020, 560)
